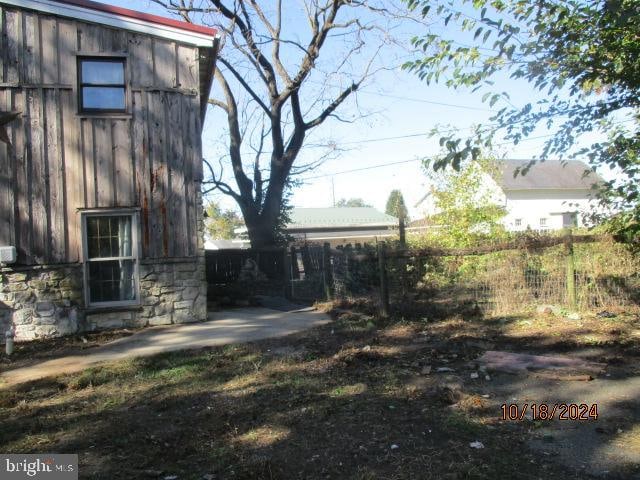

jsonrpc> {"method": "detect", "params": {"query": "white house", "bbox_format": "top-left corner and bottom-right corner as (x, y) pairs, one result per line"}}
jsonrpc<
(496, 160), (602, 231)
(416, 160), (603, 232)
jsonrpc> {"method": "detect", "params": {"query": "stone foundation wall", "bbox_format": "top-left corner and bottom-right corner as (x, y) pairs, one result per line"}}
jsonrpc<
(86, 257), (208, 331)
(0, 266), (84, 341)
(0, 256), (207, 342)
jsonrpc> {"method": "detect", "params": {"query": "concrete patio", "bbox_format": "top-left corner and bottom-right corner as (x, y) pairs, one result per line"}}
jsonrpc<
(0, 307), (331, 386)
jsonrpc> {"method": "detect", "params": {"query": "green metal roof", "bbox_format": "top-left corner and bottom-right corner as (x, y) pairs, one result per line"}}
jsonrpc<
(287, 208), (398, 229)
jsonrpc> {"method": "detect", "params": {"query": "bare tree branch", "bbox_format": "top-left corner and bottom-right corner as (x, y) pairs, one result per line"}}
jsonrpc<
(156, 0), (417, 246)
(213, 67), (254, 201)
(217, 57), (270, 114)
(203, 158), (241, 200)
(208, 98), (229, 113)
(210, 0), (280, 100)
(304, 82), (360, 129)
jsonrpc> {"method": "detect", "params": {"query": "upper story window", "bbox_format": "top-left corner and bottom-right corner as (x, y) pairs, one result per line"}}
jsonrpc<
(539, 217), (547, 228)
(78, 58), (126, 113)
(514, 218), (522, 227)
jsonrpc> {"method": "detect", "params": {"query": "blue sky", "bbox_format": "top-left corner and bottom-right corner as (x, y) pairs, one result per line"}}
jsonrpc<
(111, 0), (617, 219)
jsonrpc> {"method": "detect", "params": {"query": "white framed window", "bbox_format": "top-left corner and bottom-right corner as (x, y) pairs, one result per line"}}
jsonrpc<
(514, 218), (522, 227)
(81, 210), (140, 307)
(539, 217), (547, 228)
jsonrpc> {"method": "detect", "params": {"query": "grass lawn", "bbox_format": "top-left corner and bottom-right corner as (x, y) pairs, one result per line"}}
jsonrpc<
(1, 301), (639, 479)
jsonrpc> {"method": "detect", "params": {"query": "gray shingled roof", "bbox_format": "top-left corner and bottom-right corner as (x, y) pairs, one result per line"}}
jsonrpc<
(288, 208), (398, 229)
(499, 160), (603, 190)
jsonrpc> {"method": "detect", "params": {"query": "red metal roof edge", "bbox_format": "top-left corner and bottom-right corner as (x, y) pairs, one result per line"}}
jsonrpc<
(53, 0), (217, 37)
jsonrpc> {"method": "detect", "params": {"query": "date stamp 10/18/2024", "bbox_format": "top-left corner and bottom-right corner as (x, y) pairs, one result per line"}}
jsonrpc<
(501, 403), (599, 421)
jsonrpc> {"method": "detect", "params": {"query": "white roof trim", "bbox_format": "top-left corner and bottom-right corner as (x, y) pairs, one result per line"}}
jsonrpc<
(293, 233), (397, 241)
(2, 0), (219, 46)
(287, 223), (397, 229)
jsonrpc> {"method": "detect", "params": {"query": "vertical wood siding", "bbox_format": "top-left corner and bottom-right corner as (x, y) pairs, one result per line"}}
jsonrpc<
(0, 5), (204, 265)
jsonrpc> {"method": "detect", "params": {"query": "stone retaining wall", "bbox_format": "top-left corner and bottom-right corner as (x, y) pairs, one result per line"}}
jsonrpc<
(0, 257), (207, 342)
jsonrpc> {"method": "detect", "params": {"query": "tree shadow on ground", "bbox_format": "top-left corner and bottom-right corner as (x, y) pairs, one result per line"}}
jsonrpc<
(1, 298), (639, 479)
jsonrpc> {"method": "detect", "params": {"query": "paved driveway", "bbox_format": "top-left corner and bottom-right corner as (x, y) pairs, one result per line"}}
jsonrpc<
(1, 307), (331, 386)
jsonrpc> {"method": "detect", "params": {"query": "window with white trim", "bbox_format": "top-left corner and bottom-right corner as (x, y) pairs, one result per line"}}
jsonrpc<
(514, 218), (522, 227)
(82, 212), (139, 306)
(539, 217), (547, 228)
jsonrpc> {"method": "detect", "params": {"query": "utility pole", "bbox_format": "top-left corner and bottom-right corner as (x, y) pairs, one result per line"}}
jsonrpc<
(331, 177), (336, 207)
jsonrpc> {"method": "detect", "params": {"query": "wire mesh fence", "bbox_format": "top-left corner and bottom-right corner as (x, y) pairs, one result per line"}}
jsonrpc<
(206, 235), (639, 315)
(324, 235), (640, 316)
(330, 244), (379, 298)
(463, 244), (639, 314)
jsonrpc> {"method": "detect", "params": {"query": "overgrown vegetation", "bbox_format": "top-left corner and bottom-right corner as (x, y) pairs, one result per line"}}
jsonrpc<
(387, 153), (640, 314)
(414, 156), (507, 249)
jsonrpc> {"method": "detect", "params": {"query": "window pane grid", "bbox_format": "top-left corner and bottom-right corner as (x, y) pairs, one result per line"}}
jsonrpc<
(88, 260), (136, 303)
(79, 58), (126, 112)
(87, 216), (131, 259)
(84, 214), (137, 305)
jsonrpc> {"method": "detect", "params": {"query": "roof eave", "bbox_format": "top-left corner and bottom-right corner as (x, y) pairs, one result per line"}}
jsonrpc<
(287, 222), (397, 230)
(2, 0), (218, 46)
(199, 37), (220, 122)
(502, 186), (599, 192)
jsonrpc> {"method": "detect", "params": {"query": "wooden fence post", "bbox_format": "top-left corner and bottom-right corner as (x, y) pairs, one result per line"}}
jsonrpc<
(283, 247), (292, 299)
(290, 245), (300, 280)
(399, 216), (406, 247)
(322, 242), (333, 301)
(301, 245), (312, 274)
(564, 229), (577, 309)
(378, 242), (390, 317)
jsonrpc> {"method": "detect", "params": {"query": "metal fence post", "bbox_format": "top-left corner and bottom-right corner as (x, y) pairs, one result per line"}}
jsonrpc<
(378, 242), (390, 317)
(564, 229), (577, 309)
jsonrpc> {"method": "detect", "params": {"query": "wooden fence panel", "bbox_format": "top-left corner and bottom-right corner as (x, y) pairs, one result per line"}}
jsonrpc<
(205, 249), (286, 285)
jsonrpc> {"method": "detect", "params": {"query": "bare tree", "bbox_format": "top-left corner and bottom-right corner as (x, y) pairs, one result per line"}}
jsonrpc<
(151, 0), (414, 247)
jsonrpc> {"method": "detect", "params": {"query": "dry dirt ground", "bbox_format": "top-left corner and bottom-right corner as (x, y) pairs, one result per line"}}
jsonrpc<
(0, 299), (639, 480)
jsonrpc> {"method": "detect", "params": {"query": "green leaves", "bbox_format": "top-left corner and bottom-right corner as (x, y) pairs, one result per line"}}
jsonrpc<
(403, 0), (640, 245)
(420, 155), (508, 248)
(204, 202), (244, 240)
(385, 190), (409, 220)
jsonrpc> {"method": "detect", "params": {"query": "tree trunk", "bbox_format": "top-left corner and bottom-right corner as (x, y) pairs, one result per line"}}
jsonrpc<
(242, 205), (281, 248)
(241, 170), (287, 248)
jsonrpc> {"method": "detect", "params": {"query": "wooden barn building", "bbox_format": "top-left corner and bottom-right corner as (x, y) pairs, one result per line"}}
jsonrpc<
(0, 0), (219, 340)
